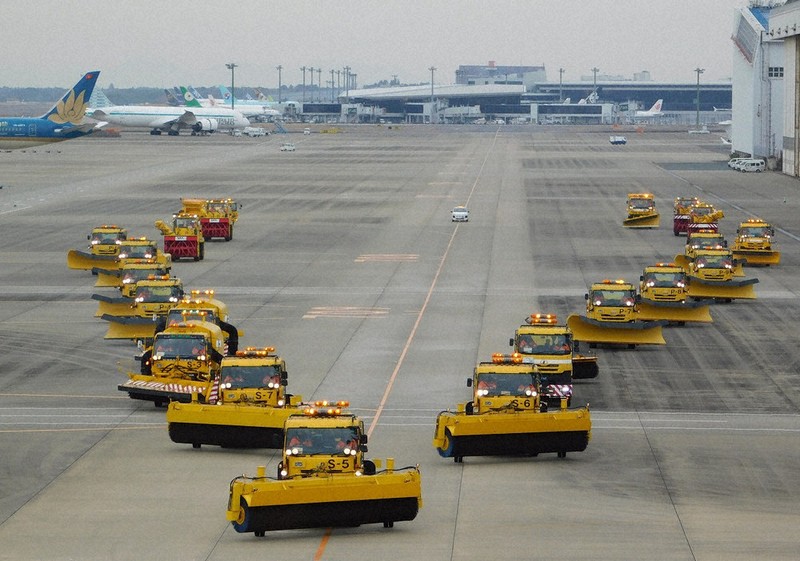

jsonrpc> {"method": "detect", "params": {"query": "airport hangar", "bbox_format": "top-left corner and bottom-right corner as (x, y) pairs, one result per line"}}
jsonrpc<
(299, 79), (732, 125)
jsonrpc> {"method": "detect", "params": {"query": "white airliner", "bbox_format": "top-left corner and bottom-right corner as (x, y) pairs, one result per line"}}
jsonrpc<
(90, 104), (249, 136)
(634, 99), (663, 118)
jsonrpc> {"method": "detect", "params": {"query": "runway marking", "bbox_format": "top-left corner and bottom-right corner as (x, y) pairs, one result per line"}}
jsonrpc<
(302, 306), (389, 319)
(0, 392), (130, 400)
(354, 253), (418, 263)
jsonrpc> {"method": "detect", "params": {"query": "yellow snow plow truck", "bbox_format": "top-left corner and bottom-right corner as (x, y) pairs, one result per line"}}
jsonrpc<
(69, 236), (171, 273)
(510, 313), (598, 380)
(684, 229), (727, 260)
(623, 192), (660, 228)
(567, 279), (667, 347)
(680, 248), (758, 301)
(95, 276), (184, 340)
(731, 218), (780, 266)
(433, 354), (591, 463)
(155, 212), (205, 261)
(181, 198), (240, 241)
(167, 346), (305, 449)
(66, 225), (127, 270)
(637, 263), (712, 323)
(92, 258), (170, 291)
(118, 319), (226, 406)
(226, 404), (422, 536)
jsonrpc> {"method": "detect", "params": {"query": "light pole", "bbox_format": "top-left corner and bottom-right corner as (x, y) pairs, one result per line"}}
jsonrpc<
(591, 66), (599, 95)
(316, 68), (322, 101)
(300, 66), (306, 102)
(225, 62), (238, 110)
(694, 67), (705, 127)
(276, 65), (282, 103)
(429, 66), (436, 124)
(336, 70), (341, 98)
(330, 69), (335, 102)
(309, 67), (315, 101)
(344, 66), (351, 98)
(559, 67), (565, 102)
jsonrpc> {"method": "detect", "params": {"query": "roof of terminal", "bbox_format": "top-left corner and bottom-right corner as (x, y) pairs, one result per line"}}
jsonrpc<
(342, 83), (525, 101)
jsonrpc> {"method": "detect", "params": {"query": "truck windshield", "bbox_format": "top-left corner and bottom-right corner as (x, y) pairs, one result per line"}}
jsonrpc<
(91, 232), (124, 244)
(152, 334), (206, 358)
(285, 427), (360, 455)
(175, 217), (197, 229)
(516, 334), (571, 355)
(119, 244), (156, 259)
(740, 226), (771, 238)
(135, 285), (181, 302)
(221, 365), (282, 388)
(695, 255), (733, 269)
(121, 269), (163, 284)
(166, 308), (217, 325)
(476, 373), (537, 396)
(642, 272), (685, 287)
(590, 289), (636, 307)
(629, 199), (652, 210)
(690, 237), (723, 249)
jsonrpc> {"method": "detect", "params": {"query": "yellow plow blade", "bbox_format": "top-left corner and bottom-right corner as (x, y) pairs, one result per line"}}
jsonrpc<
(674, 254), (690, 271)
(623, 212), (660, 228)
(686, 278), (758, 300)
(92, 295), (134, 317)
(637, 300), (713, 323)
(67, 249), (117, 271)
(732, 251), (781, 266)
(93, 270), (121, 287)
(100, 315), (157, 340)
(567, 314), (666, 346)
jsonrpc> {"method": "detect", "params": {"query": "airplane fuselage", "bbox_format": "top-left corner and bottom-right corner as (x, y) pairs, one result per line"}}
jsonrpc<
(92, 106), (249, 132)
(0, 118), (91, 150)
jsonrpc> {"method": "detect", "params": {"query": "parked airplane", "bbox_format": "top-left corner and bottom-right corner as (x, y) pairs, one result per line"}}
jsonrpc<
(635, 99), (664, 118)
(211, 86), (281, 120)
(0, 70), (102, 150)
(90, 91), (249, 136)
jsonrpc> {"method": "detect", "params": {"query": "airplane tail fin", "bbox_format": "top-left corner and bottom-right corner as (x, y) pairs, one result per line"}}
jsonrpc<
(563, 97), (571, 104)
(651, 99), (663, 112)
(218, 85), (233, 101)
(179, 86), (203, 108)
(165, 88), (182, 106)
(40, 70), (100, 124)
(254, 88), (268, 101)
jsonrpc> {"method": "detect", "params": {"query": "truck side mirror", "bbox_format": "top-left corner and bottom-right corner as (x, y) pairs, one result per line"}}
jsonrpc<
(466, 378), (473, 387)
(359, 434), (368, 446)
(509, 337), (514, 347)
(639, 275), (644, 281)
(584, 293), (589, 300)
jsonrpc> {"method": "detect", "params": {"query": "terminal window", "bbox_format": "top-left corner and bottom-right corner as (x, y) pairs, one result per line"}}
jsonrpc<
(768, 67), (784, 78)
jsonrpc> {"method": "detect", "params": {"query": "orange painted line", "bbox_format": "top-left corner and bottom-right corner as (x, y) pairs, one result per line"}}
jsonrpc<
(313, 528), (332, 561)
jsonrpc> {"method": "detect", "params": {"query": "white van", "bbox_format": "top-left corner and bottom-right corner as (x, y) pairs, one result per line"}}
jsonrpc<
(738, 159), (765, 172)
(728, 158), (748, 169)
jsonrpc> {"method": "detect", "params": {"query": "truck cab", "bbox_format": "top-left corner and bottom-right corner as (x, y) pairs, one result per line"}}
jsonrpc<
(626, 193), (656, 219)
(116, 238), (171, 270)
(639, 263), (688, 303)
(733, 219), (775, 253)
(467, 355), (545, 414)
(218, 347), (290, 406)
(88, 225), (127, 256)
(131, 276), (184, 315)
(686, 229), (727, 259)
(585, 280), (638, 322)
(689, 248), (736, 281)
(145, 320), (225, 381)
(278, 404), (370, 479)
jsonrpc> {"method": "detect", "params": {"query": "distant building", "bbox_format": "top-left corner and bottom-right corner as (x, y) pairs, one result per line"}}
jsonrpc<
(455, 61), (546, 89)
(731, 4), (784, 163)
(767, 0), (800, 176)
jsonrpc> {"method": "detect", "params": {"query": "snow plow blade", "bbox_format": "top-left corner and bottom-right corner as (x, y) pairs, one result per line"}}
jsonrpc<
(100, 314), (157, 340)
(623, 213), (660, 228)
(227, 466), (422, 534)
(433, 406), (591, 460)
(92, 294), (133, 317)
(686, 278), (758, 300)
(166, 401), (305, 449)
(566, 315), (667, 346)
(731, 250), (781, 266)
(572, 355), (599, 379)
(118, 378), (211, 406)
(637, 299), (713, 323)
(93, 269), (122, 287)
(67, 249), (116, 271)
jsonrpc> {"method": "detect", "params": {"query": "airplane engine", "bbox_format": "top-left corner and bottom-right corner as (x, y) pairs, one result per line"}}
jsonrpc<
(192, 119), (219, 133)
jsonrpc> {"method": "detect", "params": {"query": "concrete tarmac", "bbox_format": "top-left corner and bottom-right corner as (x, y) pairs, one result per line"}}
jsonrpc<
(1, 126), (799, 560)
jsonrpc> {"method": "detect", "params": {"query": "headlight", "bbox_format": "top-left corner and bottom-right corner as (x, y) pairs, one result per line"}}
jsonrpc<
(277, 399), (285, 406)
(676, 281), (685, 288)
(91, 240), (99, 245)
(525, 388), (537, 397)
(222, 382), (232, 389)
(280, 469), (288, 477)
(593, 299), (603, 306)
(477, 389), (488, 396)
(119, 253), (129, 259)
(135, 296), (144, 303)
(645, 281), (655, 287)
(268, 382), (278, 389)
(355, 470), (363, 476)
(144, 253), (153, 259)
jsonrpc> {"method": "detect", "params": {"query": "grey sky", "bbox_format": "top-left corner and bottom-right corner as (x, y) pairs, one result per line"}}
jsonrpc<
(2, 0), (753, 90)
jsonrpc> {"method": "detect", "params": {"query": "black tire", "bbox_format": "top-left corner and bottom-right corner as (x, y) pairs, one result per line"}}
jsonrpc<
(384, 521), (394, 528)
(192, 443), (200, 449)
(225, 224), (233, 241)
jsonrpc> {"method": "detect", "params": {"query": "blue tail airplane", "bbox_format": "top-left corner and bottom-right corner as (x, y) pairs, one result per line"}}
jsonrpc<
(0, 70), (102, 150)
